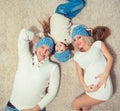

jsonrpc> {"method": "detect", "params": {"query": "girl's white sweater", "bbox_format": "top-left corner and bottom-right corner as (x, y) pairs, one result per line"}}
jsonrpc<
(50, 13), (72, 44)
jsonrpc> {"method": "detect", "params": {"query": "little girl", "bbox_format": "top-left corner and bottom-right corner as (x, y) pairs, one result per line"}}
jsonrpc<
(40, 0), (86, 62)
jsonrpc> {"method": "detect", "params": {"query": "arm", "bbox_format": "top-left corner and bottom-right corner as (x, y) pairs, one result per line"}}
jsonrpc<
(101, 42), (113, 77)
(18, 29), (34, 59)
(75, 62), (96, 92)
(95, 42), (113, 88)
(75, 62), (86, 89)
(37, 65), (60, 110)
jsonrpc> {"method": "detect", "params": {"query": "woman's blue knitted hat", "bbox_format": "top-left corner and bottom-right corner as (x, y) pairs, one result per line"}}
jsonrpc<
(71, 25), (89, 38)
(54, 49), (71, 62)
(36, 37), (54, 53)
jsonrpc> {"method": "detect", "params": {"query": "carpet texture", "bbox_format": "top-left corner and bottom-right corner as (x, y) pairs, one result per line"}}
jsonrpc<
(0, 0), (120, 111)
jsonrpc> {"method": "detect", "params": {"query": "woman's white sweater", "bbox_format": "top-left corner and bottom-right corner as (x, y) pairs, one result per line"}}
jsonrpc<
(10, 29), (60, 110)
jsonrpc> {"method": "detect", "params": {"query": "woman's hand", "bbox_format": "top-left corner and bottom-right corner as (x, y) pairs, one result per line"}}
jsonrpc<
(84, 84), (98, 92)
(95, 73), (108, 89)
(85, 73), (108, 93)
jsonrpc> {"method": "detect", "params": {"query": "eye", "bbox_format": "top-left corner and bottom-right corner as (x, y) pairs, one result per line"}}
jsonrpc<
(73, 39), (76, 42)
(78, 36), (81, 39)
(46, 49), (50, 52)
(41, 46), (44, 48)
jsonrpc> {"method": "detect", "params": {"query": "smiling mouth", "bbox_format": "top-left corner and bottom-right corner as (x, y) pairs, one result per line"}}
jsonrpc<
(39, 53), (45, 58)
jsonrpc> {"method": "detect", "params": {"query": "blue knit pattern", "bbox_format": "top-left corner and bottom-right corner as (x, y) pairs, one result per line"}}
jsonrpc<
(71, 25), (89, 38)
(55, 0), (86, 19)
(36, 37), (54, 53)
(54, 49), (71, 62)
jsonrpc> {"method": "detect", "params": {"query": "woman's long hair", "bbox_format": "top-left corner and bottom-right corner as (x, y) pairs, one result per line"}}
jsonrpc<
(92, 26), (111, 41)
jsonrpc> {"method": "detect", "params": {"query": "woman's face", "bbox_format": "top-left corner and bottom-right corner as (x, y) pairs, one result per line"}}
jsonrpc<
(55, 42), (67, 53)
(73, 35), (86, 49)
(36, 45), (51, 61)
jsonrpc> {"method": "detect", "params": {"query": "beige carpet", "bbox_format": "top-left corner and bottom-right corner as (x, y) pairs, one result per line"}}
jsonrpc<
(0, 0), (120, 111)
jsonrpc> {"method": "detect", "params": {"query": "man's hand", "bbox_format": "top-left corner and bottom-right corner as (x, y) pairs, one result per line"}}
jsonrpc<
(21, 104), (41, 111)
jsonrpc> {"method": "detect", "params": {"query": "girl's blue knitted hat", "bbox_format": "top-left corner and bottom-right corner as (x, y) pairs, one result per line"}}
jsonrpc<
(36, 37), (54, 53)
(54, 49), (71, 62)
(71, 25), (89, 38)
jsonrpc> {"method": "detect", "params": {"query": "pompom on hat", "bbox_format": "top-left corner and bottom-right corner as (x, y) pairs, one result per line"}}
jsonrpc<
(71, 25), (89, 38)
(54, 49), (71, 62)
(36, 37), (54, 53)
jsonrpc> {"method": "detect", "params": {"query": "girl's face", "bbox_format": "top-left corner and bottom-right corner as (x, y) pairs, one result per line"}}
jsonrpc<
(73, 35), (86, 49)
(36, 45), (51, 61)
(55, 42), (67, 53)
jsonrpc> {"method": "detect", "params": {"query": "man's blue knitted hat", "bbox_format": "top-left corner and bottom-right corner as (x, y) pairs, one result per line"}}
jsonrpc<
(54, 49), (71, 62)
(71, 25), (89, 38)
(36, 37), (54, 53)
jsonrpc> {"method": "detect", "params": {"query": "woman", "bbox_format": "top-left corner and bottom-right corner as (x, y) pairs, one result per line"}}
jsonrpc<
(5, 29), (60, 111)
(70, 25), (113, 111)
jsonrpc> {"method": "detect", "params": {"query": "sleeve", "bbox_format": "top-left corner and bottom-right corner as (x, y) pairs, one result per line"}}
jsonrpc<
(93, 41), (102, 48)
(37, 64), (60, 110)
(18, 28), (34, 60)
(73, 52), (79, 62)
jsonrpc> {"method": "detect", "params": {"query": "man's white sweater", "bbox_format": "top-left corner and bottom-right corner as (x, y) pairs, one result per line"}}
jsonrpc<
(10, 29), (60, 110)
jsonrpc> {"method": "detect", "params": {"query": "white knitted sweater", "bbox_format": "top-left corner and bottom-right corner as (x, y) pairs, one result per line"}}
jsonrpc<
(50, 13), (72, 44)
(10, 29), (60, 110)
